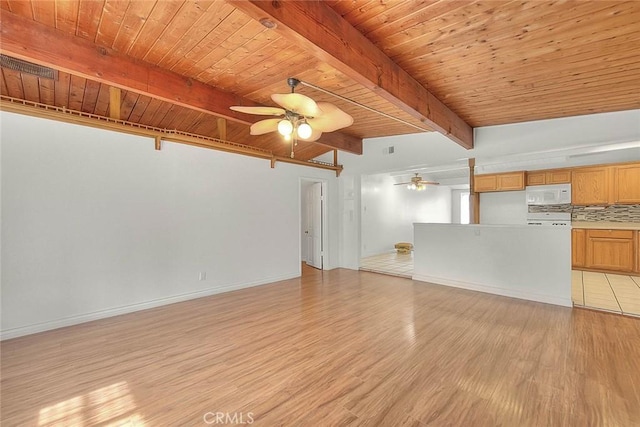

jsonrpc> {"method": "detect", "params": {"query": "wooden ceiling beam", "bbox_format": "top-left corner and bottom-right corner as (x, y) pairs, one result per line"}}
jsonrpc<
(0, 11), (363, 155)
(0, 12), (258, 124)
(231, 0), (474, 149)
(316, 131), (362, 155)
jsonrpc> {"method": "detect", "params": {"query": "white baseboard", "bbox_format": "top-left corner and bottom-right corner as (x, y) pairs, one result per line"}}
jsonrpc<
(1, 272), (299, 340)
(412, 274), (572, 308)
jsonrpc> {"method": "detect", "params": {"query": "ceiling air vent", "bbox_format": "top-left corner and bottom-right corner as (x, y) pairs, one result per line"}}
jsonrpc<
(0, 55), (58, 80)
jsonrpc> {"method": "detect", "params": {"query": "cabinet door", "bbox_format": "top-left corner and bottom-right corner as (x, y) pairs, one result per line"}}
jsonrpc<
(527, 172), (546, 186)
(571, 167), (610, 205)
(634, 231), (640, 273)
(613, 164), (640, 204)
(572, 229), (586, 268)
(636, 231), (640, 274)
(474, 175), (497, 192)
(586, 230), (635, 272)
(547, 170), (571, 184)
(497, 172), (525, 191)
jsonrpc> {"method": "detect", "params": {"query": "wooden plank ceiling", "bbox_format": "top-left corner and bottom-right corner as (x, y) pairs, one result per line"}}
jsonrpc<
(1, 1), (639, 162)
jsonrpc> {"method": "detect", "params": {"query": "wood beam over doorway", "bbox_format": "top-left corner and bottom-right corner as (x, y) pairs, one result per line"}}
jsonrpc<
(469, 158), (480, 224)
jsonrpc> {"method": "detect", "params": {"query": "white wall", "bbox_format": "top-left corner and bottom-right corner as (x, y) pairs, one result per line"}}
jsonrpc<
(338, 110), (640, 267)
(340, 109), (640, 176)
(360, 174), (451, 257)
(479, 191), (528, 225)
(413, 224), (572, 307)
(451, 189), (464, 224)
(472, 109), (640, 160)
(1, 112), (338, 338)
(339, 174), (360, 270)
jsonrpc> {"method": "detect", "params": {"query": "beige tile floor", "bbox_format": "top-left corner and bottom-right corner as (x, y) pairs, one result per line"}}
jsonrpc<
(360, 251), (413, 278)
(572, 270), (640, 317)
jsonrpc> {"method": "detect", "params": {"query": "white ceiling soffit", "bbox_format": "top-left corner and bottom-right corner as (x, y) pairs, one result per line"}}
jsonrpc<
(474, 141), (640, 174)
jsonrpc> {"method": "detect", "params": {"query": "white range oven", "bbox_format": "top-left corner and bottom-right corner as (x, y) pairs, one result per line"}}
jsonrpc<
(526, 212), (572, 227)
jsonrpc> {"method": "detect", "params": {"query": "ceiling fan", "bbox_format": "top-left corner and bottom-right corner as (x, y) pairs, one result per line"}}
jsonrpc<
(230, 77), (353, 158)
(395, 173), (440, 191)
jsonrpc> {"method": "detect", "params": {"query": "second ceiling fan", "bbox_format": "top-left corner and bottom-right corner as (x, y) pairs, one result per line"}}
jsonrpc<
(395, 173), (440, 191)
(230, 78), (353, 157)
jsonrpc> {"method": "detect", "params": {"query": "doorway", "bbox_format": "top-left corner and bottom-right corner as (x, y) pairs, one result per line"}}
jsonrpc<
(300, 179), (327, 272)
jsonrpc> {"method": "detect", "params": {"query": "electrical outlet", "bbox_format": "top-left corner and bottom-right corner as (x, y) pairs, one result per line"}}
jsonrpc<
(199, 272), (207, 281)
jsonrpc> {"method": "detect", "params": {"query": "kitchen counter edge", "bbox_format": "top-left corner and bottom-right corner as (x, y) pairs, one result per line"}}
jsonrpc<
(571, 221), (640, 231)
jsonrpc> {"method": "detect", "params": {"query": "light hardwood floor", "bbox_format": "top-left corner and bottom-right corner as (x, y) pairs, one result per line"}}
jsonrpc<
(2, 266), (640, 426)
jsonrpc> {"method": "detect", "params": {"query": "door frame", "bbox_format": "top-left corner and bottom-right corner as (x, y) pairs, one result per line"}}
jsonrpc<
(299, 177), (328, 274)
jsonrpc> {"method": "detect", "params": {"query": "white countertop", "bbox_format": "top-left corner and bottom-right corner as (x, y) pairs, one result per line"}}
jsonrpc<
(572, 221), (640, 231)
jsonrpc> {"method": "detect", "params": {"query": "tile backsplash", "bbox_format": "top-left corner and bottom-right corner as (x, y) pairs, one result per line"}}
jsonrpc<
(571, 204), (640, 222)
(529, 204), (640, 222)
(528, 204), (572, 213)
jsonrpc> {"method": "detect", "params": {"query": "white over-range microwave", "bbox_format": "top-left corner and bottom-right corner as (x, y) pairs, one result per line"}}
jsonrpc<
(525, 184), (571, 205)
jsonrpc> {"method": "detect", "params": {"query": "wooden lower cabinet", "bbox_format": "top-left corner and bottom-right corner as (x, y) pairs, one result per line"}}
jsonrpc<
(585, 229), (635, 273)
(572, 229), (586, 268)
(636, 231), (640, 273)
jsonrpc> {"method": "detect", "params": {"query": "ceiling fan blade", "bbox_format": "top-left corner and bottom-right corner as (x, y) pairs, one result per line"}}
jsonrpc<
(394, 182), (411, 186)
(250, 118), (280, 135)
(418, 181), (440, 185)
(271, 93), (322, 117)
(307, 102), (353, 132)
(298, 127), (323, 142)
(230, 105), (285, 116)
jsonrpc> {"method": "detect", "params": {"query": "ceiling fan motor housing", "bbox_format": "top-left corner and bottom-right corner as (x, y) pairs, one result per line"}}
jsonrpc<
(287, 77), (301, 92)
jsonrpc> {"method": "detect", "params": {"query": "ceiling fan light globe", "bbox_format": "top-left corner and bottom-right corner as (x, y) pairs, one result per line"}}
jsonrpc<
(297, 122), (312, 139)
(277, 119), (293, 136)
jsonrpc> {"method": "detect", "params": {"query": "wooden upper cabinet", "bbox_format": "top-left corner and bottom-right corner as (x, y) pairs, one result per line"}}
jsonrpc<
(497, 172), (525, 190)
(526, 172), (546, 186)
(474, 174), (498, 192)
(571, 166), (611, 205)
(526, 169), (571, 186)
(613, 163), (640, 204)
(475, 171), (525, 192)
(547, 170), (571, 184)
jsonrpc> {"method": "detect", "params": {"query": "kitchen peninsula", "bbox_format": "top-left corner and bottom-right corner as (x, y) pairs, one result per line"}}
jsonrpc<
(413, 223), (572, 307)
